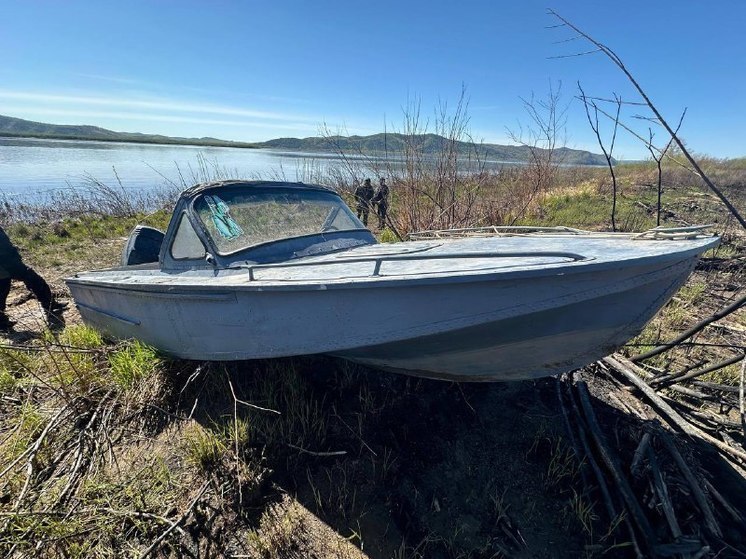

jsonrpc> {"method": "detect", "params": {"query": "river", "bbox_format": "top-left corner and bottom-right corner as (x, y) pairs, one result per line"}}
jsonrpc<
(0, 137), (355, 202)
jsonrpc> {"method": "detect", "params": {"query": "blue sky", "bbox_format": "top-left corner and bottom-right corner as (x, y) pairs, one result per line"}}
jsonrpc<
(1, 0), (744, 159)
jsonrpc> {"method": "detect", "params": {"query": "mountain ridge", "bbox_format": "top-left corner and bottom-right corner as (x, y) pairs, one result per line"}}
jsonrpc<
(0, 114), (257, 149)
(257, 133), (612, 165)
(0, 114), (611, 165)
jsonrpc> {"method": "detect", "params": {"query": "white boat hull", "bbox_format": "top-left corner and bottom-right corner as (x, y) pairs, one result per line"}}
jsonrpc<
(68, 243), (706, 381)
(336, 260), (694, 380)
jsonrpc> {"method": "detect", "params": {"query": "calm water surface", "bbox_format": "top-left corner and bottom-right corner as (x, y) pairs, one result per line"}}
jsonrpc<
(0, 137), (351, 201)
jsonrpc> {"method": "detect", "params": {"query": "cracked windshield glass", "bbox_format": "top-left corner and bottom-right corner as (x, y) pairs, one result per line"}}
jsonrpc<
(194, 187), (361, 254)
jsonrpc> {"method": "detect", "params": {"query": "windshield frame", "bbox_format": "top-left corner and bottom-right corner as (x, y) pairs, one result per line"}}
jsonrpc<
(189, 185), (368, 257)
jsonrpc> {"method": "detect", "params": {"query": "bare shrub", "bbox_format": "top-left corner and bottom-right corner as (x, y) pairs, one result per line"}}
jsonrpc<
(548, 8), (746, 231)
(317, 88), (489, 234)
(577, 84), (621, 230)
(504, 82), (569, 225)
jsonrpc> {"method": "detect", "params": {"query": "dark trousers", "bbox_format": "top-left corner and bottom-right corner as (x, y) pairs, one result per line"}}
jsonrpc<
(377, 203), (388, 227)
(357, 205), (370, 226)
(0, 279), (9, 315)
(0, 266), (54, 314)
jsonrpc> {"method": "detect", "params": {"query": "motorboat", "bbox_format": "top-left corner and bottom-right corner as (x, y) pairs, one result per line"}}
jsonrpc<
(66, 180), (719, 381)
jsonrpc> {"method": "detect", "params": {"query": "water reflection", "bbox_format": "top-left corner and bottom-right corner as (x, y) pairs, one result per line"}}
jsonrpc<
(0, 136), (514, 203)
(0, 137), (351, 201)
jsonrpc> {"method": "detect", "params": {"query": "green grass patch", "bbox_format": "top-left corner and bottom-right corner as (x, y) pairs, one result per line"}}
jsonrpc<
(0, 368), (17, 391)
(700, 362), (743, 386)
(9, 211), (171, 248)
(378, 228), (399, 243)
(518, 189), (658, 231)
(7, 211), (172, 272)
(677, 281), (708, 306)
(182, 423), (228, 472)
(57, 324), (104, 349)
(0, 402), (45, 474)
(109, 340), (160, 389)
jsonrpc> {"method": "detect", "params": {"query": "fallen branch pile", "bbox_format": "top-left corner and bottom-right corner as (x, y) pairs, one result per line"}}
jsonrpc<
(556, 280), (746, 557)
(0, 339), (219, 558)
(558, 359), (746, 558)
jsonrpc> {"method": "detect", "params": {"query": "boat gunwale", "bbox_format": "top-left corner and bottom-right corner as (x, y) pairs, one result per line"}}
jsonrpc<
(240, 249), (591, 281)
(66, 237), (717, 293)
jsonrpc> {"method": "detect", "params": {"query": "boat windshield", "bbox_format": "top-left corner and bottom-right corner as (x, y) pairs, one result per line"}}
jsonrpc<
(193, 187), (364, 254)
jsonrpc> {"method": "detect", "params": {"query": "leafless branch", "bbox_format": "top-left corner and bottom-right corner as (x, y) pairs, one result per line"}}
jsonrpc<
(548, 8), (746, 230)
(548, 48), (603, 59)
(578, 82), (620, 230)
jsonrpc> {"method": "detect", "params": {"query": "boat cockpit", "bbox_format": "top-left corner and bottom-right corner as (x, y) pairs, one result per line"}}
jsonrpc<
(121, 181), (377, 271)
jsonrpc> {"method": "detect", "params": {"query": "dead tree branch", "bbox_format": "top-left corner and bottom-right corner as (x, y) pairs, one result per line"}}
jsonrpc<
(578, 82), (621, 230)
(576, 381), (656, 547)
(548, 9), (746, 230)
(657, 431), (722, 538)
(645, 110), (686, 226)
(655, 354), (744, 389)
(603, 355), (746, 464)
(738, 359), (746, 447)
(631, 292), (746, 362)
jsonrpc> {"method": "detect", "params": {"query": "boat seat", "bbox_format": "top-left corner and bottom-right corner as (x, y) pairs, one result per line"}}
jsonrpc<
(121, 225), (165, 266)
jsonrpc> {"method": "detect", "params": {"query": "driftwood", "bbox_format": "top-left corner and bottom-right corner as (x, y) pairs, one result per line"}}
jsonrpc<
(650, 359), (706, 384)
(566, 380), (644, 558)
(286, 443), (347, 457)
(605, 356), (705, 438)
(682, 408), (742, 431)
(740, 357), (746, 443)
(630, 432), (651, 479)
(646, 445), (682, 540)
(657, 431), (722, 539)
(555, 377), (590, 490)
(631, 293), (746, 362)
(692, 380), (740, 394)
(720, 430), (739, 450)
(603, 355), (746, 464)
(564, 378), (619, 523)
(656, 354), (744, 389)
(703, 478), (745, 525)
(576, 381), (656, 546)
(666, 384), (719, 402)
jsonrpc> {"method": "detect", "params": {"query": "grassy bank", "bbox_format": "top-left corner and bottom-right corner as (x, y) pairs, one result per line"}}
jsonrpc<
(1, 159), (744, 557)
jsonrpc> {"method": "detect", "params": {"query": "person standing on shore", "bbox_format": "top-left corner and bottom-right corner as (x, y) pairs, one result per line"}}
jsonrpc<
(372, 177), (390, 229)
(0, 225), (66, 331)
(354, 178), (375, 226)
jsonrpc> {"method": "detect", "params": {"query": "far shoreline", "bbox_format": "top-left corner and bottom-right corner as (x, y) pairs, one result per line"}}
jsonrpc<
(0, 133), (260, 150)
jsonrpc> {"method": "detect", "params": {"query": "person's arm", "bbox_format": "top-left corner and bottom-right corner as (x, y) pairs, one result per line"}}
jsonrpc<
(0, 228), (22, 260)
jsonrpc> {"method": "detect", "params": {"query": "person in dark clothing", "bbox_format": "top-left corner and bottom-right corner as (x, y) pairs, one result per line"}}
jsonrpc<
(0, 225), (66, 331)
(354, 178), (375, 226)
(371, 177), (390, 229)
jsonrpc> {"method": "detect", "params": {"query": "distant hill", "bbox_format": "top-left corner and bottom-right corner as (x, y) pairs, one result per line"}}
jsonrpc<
(0, 115), (258, 149)
(257, 133), (613, 166)
(0, 114), (611, 165)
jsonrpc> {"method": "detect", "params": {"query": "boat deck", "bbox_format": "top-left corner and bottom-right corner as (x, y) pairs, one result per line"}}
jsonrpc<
(69, 232), (720, 290)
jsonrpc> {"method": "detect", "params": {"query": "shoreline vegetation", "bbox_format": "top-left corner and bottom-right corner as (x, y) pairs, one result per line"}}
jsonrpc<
(0, 151), (743, 557)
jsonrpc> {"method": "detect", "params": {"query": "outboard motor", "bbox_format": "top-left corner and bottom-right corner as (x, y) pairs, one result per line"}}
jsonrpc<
(121, 225), (165, 266)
